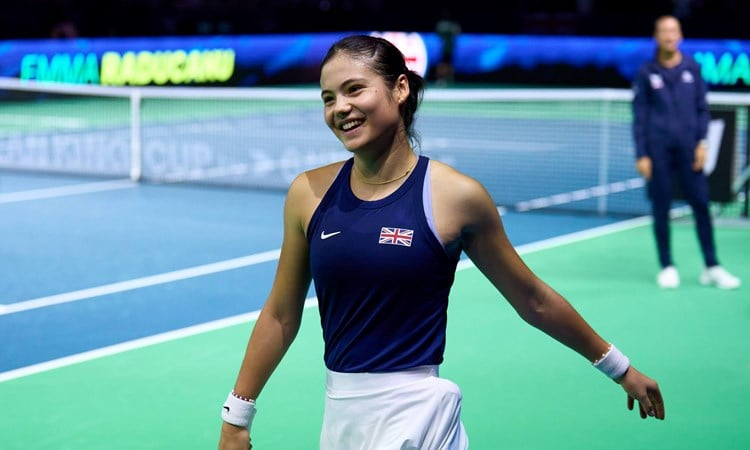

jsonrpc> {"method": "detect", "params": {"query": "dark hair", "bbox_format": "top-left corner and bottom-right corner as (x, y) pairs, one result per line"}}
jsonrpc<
(321, 34), (425, 148)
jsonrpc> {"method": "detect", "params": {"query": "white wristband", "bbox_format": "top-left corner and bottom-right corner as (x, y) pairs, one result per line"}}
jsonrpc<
(222, 391), (257, 430)
(593, 344), (630, 380)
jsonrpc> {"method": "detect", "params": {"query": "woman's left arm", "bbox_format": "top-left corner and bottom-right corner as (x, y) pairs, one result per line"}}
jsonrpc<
(440, 168), (664, 419)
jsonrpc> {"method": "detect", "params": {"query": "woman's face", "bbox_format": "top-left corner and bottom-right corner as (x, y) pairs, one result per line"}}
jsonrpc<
(320, 53), (406, 154)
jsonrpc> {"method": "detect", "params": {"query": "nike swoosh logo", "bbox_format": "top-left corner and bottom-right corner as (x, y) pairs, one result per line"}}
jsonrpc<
(320, 231), (341, 240)
(223, 406), (230, 412)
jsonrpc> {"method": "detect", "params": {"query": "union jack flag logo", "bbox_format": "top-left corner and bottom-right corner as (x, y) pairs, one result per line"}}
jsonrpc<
(379, 227), (413, 247)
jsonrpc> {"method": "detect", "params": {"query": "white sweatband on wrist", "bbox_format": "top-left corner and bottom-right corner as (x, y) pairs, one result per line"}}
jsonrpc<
(593, 344), (630, 380)
(222, 391), (257, 430)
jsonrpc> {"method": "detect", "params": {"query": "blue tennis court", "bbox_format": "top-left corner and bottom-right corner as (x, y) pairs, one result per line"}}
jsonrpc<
(1, 82), (749, 448)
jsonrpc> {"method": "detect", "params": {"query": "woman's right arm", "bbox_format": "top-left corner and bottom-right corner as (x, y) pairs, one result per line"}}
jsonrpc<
(218, 173), (315, 449)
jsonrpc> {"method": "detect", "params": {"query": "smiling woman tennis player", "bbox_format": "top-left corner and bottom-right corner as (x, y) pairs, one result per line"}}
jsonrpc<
(218, 34), (665, 450)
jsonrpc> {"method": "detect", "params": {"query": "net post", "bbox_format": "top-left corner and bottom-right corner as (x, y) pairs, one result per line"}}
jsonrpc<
(597, 97), (611, 215)
(130, 89), (142, 182)
(745, 105), (749, 218)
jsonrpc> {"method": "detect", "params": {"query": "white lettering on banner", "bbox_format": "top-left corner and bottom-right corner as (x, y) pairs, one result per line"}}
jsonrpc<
(250, 152), (275, 177)
(142, 139), (214, 175)
(135, 136), (344, 183)
(1, 130), (361, 186)
(247, 149), (343, 184)
(0, 131), (129, 173)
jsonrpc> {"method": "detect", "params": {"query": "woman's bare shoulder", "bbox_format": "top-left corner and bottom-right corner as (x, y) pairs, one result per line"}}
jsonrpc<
(429, 158), (489, 203)
(289, 160), (346, 198)
(285, 159), (347, 223)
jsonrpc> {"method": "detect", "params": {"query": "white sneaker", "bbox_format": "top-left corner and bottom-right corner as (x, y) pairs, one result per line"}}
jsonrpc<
(700, 266), (741, 289)
(657, 266), (680, 288)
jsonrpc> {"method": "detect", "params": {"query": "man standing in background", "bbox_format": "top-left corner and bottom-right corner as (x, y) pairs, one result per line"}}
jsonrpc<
(434, 7), (461, 86)
(631, 15), (740, 290)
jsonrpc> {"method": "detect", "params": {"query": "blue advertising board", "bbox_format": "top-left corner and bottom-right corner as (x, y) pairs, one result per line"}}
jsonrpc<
(1, 32), (747, 90)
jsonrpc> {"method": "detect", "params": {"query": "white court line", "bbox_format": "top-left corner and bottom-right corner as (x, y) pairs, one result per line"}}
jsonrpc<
(0, 312), (257, 383)
(0, 208), (506, 315)
(0, 216), (653, 383)
(0, 250), (282, 316)
(514, 177), (646, 212)
(0, 179), (136, 204)
(0, 298), (316, 384)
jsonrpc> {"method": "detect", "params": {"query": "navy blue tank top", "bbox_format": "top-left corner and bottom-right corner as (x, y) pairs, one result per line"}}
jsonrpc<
(307, 155), (460, 373)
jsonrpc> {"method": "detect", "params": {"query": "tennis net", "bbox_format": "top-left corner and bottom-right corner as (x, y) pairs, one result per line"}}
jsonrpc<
(1, 77), (747, 217)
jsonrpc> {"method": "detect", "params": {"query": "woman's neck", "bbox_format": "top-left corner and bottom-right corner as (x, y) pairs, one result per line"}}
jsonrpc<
(352, 147), (416, 185)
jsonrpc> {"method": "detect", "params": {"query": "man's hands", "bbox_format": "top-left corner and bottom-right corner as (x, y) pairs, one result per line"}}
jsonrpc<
(636, 140), (707, 180)
(693, 140), (707, 172)
(636, 156), (652, 180)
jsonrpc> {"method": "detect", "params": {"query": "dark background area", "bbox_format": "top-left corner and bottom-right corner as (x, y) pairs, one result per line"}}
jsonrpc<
(2, 0), (748, 40)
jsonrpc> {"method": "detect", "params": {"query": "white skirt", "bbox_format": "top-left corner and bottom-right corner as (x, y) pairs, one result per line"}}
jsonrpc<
(320, 365), (469, 450)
